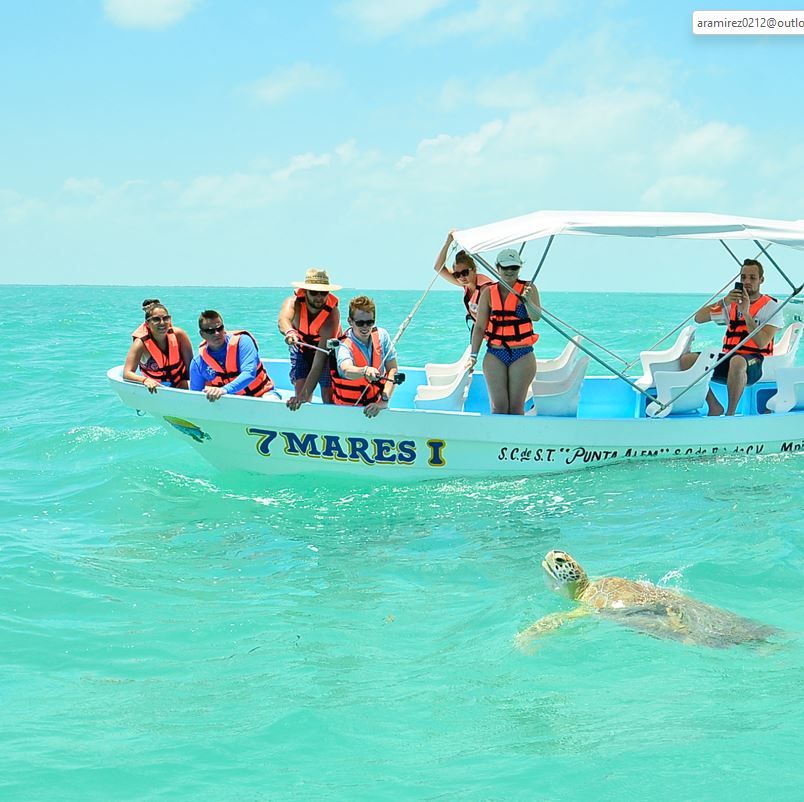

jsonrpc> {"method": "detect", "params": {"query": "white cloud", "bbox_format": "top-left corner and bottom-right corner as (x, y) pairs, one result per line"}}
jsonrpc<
(63, 177), (105, 197)
(340, 0), (565, 41)
(103, 0), (197, 31)
(433, 0), (562, 39)
(663, 122), (748, 170)
(476, 73), (542, 109)
(397, 120), (504, 169)
(179, 173), (272, 209)
(338, 0), (448, 38)
(0, 188), (44, 224)
(247, 63), (339, 105)
(177, 147), (339, 209)
(272, 153), (331, 182)
(335, 139), (359, 164)
(641, 176), (725, 208)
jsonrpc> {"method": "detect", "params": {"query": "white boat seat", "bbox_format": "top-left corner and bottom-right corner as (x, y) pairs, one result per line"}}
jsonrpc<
(634, 325), (696, 390)
(760, 322), (803, 381)
(536, 336), (583, 382)
(426, 338), (583, 388)
(646, 348), (718, 418)
(425, 346), (471, 387)
(414, 367), (473, 411)
(525, 356), (590, 417)
(766, 366), (804, 414)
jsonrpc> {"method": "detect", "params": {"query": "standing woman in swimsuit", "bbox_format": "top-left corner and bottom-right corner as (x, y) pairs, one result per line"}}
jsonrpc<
(124, 299), (194, 392)
(433, 230), (494, 334)
(468, 248), (541, 415)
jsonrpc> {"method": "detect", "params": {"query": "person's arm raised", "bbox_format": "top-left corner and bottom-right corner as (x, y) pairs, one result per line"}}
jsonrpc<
(433, 230), (462, 287)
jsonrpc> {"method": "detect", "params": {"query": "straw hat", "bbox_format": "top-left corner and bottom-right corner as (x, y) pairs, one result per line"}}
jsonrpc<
(291, 268), (342, 292)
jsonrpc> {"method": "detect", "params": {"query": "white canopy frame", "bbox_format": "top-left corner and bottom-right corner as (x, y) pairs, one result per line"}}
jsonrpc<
(453, 211), (804, 415)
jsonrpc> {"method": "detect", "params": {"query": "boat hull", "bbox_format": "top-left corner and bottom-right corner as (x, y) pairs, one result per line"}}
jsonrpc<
(107, 366), (804, 481)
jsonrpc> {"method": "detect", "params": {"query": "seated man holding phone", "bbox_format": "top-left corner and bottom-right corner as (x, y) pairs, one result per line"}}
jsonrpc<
(680, 258), (784, 416)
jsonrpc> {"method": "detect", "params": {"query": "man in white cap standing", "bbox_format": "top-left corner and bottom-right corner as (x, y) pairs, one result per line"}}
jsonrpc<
(277, 268), (342, 409)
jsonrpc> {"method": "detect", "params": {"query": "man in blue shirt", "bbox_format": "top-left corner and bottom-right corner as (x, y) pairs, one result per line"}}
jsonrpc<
(190, 310), (275, 401)
(333, 296), (398, 417)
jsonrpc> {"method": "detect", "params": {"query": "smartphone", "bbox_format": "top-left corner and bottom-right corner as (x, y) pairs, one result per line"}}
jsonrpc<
(734, 281), (744, 291)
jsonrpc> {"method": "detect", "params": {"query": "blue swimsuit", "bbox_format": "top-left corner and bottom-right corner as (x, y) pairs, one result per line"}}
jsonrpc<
(486, 303), (534, 365)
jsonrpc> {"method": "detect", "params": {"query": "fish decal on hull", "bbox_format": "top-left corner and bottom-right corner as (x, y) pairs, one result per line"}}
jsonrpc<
(163, 416), (211, 443)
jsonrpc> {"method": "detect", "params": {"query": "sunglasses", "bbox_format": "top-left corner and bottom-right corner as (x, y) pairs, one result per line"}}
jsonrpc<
(307, 289), (328, 297)
(351, 318), (375, 328)
(497, 264), (520, 271)
(200, 324), (225, 334)
(452, 268), (472, 279)
(148, 315), (171, 324)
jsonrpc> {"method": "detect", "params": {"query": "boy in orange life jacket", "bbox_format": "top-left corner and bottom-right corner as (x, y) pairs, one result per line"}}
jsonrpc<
(189, 310), (275, 402)
(680, 258), (783, 416)
(277, 268), (342, 410)
(333, 296), (398, 418)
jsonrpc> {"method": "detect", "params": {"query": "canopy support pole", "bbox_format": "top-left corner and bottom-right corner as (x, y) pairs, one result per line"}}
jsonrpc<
(351, 268), (442, 406)
(720, 239), (745, 266)
(516, 235), (629, 365)
(527, 234), (554, 281)
(622, 274), (736, 372)
(753, 240), (799, 291)
(623, 239), (771, 371)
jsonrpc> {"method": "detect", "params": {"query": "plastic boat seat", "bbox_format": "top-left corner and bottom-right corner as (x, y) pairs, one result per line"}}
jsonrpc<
(536, 336), (583, 381)
(526, 356), (590, 417)
(766, 366), (804, 413)
(760, 322), (803, 381)
(414, 367), (473, 411)
(426, 338), (582, 388)
(646, 348), (718, 418)
(424, 346), (471, 387)
(634, 326), (696, 390)
(524, 337), (584, 405)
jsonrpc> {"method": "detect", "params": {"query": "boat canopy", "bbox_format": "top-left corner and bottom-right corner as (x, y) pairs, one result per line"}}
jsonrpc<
(453, 211), (804, 254)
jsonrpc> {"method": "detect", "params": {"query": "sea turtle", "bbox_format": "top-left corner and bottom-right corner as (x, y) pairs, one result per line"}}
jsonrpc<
(515, 550), (780, 650)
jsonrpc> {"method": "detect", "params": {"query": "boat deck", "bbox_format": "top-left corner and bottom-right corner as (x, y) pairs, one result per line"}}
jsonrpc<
(262, 359), (786, 420)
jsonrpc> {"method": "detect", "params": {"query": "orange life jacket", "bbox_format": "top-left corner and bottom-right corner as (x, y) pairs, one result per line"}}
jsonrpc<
(294, 289), (340, 345)
(463, 274), (494, 323)
(331, 329), (385, 406)
(722, 294), (776, 357)
(131, 324), (188, 386)
(198, 331), (274, 397)
(485, 280), (538, 349)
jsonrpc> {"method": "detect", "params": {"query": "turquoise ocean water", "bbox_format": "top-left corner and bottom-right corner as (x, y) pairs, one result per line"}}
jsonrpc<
(3, 285), (803, 801)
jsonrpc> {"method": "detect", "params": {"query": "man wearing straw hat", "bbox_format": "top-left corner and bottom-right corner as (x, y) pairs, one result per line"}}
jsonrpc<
(277, 268), (342, 410)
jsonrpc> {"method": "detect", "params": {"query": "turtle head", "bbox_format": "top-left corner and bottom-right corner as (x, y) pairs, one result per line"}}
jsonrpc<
(542, 550), (589, 599)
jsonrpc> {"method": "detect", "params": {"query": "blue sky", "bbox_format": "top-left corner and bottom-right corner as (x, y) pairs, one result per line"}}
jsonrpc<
(2, 0), (804, 292)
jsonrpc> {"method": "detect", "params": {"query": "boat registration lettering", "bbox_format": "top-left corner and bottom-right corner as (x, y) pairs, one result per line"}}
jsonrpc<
(498, 447), (558, 463)
(246, 427), (420, 466)
(498, 446), (620, 464)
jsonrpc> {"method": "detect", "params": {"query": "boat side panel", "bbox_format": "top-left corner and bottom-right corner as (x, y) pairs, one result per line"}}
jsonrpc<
(108, 367), (804, 480)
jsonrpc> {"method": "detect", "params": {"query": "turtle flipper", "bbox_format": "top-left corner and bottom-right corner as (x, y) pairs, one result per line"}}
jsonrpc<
(515, 608), (591, 653)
